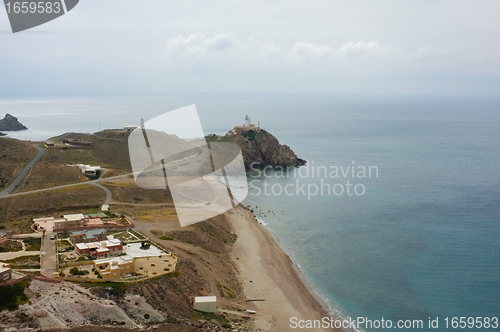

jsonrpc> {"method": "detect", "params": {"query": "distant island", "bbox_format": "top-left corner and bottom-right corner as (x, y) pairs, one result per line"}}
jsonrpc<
(0, 114), (28, 136)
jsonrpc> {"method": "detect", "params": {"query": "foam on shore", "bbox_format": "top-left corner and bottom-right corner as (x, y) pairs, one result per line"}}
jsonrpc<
(253, 214), (357, 329)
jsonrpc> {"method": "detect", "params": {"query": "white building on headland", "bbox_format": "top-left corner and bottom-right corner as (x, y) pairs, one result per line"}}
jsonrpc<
(124, 125), (138, 131)
(229, 115), (261, 136)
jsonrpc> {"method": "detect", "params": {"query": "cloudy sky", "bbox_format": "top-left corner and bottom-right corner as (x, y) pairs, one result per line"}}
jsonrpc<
(1, 0), (499, 95)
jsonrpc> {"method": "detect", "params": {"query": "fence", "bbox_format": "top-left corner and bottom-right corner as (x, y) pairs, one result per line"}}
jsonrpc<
(59, 260), (94, 268)
(0, 275), (29, 287)
(26, 273), (61, 284)
(0, 272), (61, 287)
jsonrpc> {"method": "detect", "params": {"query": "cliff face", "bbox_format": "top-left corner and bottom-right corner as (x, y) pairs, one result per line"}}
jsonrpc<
(0, 114), (28, 131)
(206, 128), (306, 170)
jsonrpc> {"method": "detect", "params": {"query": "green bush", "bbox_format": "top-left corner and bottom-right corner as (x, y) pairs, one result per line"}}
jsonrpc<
(0, 280), (30, 310)
(165, 270), (180, 278)
(69, 267), (87, 276)
(242, 129), (256, 141)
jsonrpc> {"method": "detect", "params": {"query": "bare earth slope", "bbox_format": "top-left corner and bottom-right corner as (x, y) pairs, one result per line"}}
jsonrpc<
(0, 137), (37, 190)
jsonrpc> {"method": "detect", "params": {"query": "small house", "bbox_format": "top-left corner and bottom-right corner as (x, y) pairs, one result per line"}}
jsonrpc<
(0, 263), (12, 283)
(194, 296), (217, 313)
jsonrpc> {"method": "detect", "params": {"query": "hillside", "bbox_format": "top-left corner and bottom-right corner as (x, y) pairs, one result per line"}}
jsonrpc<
(11, 131), (132, 192)
(0, 137), (38, 190)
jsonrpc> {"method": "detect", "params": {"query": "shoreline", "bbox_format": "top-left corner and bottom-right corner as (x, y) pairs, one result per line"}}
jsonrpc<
(227, 205), (345, 331)
(253, 215), (346, 320)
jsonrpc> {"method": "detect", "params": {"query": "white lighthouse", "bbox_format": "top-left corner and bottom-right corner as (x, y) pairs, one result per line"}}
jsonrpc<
(245, 115), (251, 127)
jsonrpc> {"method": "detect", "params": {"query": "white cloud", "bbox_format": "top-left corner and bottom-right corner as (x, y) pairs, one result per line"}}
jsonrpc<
(165, 33), (279, 60)
(287, 40), (396, 61)
(164, 33), (283, 74)
(288, 42), (334, 59)
(163, 32), (500, 82)
(338, 41), (393, 57)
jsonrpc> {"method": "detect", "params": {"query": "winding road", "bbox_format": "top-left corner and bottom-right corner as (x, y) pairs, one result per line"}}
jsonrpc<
(0, 145), (210, 199)
(90, 183), (112, 206)
(0, 146), (45, 197)
(0, 144), (213, 278)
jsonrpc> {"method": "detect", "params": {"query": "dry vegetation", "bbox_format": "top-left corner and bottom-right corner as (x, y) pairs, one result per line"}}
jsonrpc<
(103, 181), (174, 204)
(124, 213), (244, 319)
(12, 131), (132, 193)
(0, 132), (251, 331)
(51, 131), (132, 172)
(0, 185), (106, 232)
(0, 137), (38, 190)
(112, 205), (178, 223)
(14, 148), (87, 192)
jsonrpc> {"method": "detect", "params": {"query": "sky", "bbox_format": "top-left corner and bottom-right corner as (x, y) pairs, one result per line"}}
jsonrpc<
(0, 0), (499, 95)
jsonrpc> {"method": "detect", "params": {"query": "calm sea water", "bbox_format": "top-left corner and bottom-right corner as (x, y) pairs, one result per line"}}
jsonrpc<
(1, 94), (499, 331)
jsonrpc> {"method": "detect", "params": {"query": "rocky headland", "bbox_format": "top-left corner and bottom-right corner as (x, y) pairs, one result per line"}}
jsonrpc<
(206, 126), (306, 170)
(0, 114), (28, 136)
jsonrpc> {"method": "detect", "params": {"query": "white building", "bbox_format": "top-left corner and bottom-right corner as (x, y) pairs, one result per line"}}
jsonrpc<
(0, 263), (12, 282)
(64, 214), (85, 222)
(124, 125), (138, 132)
(194, 296), (217, 313)
(76, 164), (101, 176)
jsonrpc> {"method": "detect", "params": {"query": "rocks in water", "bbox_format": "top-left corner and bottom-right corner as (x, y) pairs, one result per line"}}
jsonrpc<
(0, 114), (28, 131)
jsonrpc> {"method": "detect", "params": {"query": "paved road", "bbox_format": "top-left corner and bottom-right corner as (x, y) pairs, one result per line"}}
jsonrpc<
(0, 145), (210, 199)
(40, 232), (57, 278)
(127, 216), (145, 231)
(91, 183), (112, 205)
(11, 233), (43, 239)
(0, 146), (45, 197)
(0, 250), (41, 260)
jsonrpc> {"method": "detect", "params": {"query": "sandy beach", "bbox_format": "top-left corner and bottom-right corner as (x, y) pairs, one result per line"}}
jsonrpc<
(227, 206), (343, 332)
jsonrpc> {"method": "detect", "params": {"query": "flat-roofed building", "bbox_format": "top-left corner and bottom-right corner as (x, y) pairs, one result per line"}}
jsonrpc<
(53, 214), (86, 229)
(85, 218), (104, 227)
(53, 218), (72, 229)
(75, 239), (123, 258)
(123, 125), (138, 132)
(76, 164), (101, 176)
(0, 263), (12, 283)
(33, 217), (55, 223)
(64, 214), (85, 222)
(94, 256), (135, 280)
(194, 296), (217, 313)
(63, 138), (94, 148)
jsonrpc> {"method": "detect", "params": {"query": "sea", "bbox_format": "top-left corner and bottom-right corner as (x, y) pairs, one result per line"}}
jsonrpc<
(1, 94), (499, 331)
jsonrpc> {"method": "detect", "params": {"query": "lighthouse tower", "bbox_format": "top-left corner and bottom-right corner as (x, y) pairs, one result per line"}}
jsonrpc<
(245, 115), (251, 127)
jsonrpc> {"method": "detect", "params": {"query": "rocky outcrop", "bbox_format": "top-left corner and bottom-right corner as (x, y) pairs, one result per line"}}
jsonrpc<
(0, 114), (28, 131)
(206, 128), (306, 170)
